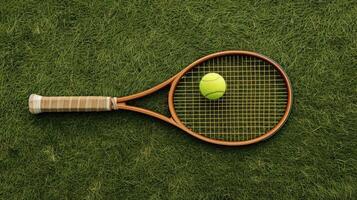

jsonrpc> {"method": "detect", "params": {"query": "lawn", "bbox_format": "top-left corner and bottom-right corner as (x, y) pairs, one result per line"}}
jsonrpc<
(0, 0), (356, 199)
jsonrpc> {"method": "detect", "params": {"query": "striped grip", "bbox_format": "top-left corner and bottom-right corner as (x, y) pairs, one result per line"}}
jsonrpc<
(29, 94), (114, 114)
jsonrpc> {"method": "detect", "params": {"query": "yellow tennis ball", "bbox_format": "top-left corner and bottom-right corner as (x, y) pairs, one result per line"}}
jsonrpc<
(199, 73), (226, 100)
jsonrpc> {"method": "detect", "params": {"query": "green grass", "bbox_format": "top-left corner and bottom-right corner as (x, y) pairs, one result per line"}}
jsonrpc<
(1, 0), (356, 199)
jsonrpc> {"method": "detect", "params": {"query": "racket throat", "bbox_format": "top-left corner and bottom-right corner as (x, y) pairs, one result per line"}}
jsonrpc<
(115, 103), (178, 127)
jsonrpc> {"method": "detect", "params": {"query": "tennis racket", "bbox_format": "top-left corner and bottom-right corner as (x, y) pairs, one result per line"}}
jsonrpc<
(29, 50), (292, 146)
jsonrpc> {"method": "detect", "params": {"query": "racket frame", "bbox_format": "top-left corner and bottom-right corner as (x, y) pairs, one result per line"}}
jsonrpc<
(115, 50), (292, 146)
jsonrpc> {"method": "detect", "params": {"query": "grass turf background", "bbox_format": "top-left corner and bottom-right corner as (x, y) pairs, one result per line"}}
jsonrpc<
(1, 0), (356, 199)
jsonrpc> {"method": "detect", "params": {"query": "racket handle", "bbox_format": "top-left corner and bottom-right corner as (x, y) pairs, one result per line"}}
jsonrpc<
(29, 94), (115, 114)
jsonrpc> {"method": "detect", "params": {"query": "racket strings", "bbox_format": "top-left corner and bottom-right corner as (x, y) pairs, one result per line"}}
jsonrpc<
(173, 55), (288, 142)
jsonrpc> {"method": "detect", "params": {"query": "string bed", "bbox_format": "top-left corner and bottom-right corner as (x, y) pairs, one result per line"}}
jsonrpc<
(173, 55), (288, 142)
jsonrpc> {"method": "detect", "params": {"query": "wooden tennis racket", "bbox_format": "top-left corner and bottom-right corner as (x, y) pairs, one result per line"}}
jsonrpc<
(29, 50), (292, 146)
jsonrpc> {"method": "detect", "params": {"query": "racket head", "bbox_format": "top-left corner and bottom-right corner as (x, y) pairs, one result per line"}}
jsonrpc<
(169, 51), (292, 146)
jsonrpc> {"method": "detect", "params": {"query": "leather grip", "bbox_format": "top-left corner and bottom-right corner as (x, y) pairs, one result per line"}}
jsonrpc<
(29, 94), (114, 114)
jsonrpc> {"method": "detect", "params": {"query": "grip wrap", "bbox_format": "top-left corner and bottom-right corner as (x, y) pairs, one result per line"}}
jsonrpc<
(29, 94), (113, 114)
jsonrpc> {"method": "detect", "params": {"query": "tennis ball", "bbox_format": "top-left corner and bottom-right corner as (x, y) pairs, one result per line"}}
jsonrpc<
(199, 73), (226, 100)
